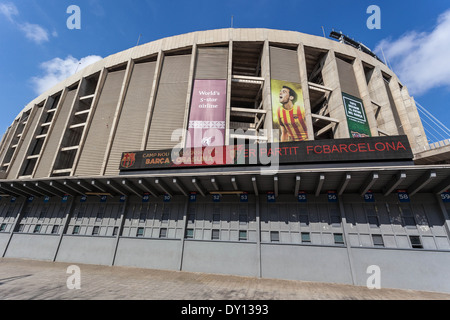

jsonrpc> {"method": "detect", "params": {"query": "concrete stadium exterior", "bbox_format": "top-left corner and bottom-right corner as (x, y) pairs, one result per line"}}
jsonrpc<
(1, 28), (449, 293)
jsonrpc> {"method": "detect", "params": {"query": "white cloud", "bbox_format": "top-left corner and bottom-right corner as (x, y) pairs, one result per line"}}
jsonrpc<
(19, 22), (49, 44)
(31, 55), (103, 95)
(0, 2), (51, 44)
(375, 9), (450, 96)
(0, 2), (18, 22)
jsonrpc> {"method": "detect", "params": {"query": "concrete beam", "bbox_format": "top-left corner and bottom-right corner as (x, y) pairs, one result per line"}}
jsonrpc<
(106, 180), (127, 196)
(122, 180), (144, 197)
(315, 174), (325, 197)
(192, 178), (206, 197)
(62, 181), (86, 195)
(294, 175), (301, 197)
(338, 173), (351, 196)
(252, 176), (259, 196)
(137, 179), (157, 197)
(172, 178), (188, 197)
(34, 182), (60, 197)
(49, 181), (73, 196)
(231, 177), (239, 191)
(408, 170), (437, 196)
(274, 176), (279, 198)
(433, 176), (450, 195)
(211, 177), (220, 191)
(383, 171), (406, 196)
(155, 178), (173, 197)
(360, 172), (378, 196)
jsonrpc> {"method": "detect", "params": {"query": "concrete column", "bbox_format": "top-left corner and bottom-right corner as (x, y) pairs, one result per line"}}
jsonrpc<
(181, 41), (198, 148)
(366, 67), (399, 135)
(178, 197), (190, 271)
(297, 43), (315, 140)
(1, 198), (28, 257)
(337, 195), (356, 285)
(261, 40), (273, 142)
(435, 194), (450, 237)
(353, 59), (379, 137)
(399, 87), (428, 151)
(53, 195), (76, 261)
(255, 195), (261, 278)
(141, 50), (163, 150)
(225, 40), (233, 145)
(110, 196), (129, 266)
(101, 59), (135, 175)
(388, 77), (415, 142)
(321, 50), (350, 139)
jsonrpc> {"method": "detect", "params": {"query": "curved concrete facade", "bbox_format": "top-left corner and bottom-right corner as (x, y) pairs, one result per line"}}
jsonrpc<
(1, 29), (449, 294)
(0, 28), (429, 179)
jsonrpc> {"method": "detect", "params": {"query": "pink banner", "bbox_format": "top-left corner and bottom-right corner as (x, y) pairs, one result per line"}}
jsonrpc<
(186, 79), (227, 148)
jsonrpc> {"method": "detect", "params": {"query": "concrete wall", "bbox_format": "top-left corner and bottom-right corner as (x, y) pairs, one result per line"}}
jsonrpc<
(182, 240), (259, 277)
(55, 235), (116, 266)
(351, 247), (450, 293)
(4, 233), (59, 261)
(261, 244), (352, 284)
(0, 233), (10, 256)
(114, 237), (181, 270)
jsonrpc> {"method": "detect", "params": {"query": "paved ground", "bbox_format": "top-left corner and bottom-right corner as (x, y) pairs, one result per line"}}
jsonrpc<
(0, 257), (449, 301)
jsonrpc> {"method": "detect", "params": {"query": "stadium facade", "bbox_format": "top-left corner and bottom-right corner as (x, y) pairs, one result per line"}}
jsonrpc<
(1, 28), (449, 293)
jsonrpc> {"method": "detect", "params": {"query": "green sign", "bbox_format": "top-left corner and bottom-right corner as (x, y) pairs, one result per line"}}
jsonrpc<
(342, 92), (371, 138)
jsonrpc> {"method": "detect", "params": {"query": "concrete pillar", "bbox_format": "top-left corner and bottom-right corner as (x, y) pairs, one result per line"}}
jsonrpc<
(297, 43), (315, 140)
(321, 50), (350, 139)
(338, 195), (356, 285)
(101, 59), (134, 175)
(178, 197), (190, 271)
(181, 41), (198, 147)
(388, 77), (415, 143)
(225, 40), (233, 145)
(366, 67), (399, 135)
(1, 198), (28, 257)
(110, 196), (129, 266)
(398, 83), (429, 151)
(353, 59), (379, 137)
(435, 194), (450, 237)
(255, 195), (261, 278)
(141, 50), (163, 150)
(261, 39), (273, 142)
(53, 195), (76, 261)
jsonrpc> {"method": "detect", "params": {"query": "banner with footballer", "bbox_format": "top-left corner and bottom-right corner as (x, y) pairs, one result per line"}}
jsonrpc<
(271, 79), (309, 142)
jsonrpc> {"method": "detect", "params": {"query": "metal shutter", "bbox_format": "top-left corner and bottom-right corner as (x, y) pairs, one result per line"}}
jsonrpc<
(270, 46), (301, 83)
(34, 89), (77, 178)
(336, 57), (361, 98)
(195, 47), (228, 80)
(105, 61), (156, 175)
(75, 69), (126, 176)
(146, 54), (191, 150)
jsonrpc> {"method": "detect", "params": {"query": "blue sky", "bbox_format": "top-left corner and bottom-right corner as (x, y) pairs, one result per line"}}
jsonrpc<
(1, 0), (449, 143)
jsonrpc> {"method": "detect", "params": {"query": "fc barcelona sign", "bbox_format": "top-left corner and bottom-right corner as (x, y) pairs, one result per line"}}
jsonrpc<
(121, 153), (136, 168)
(119, 136), (413, 171)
